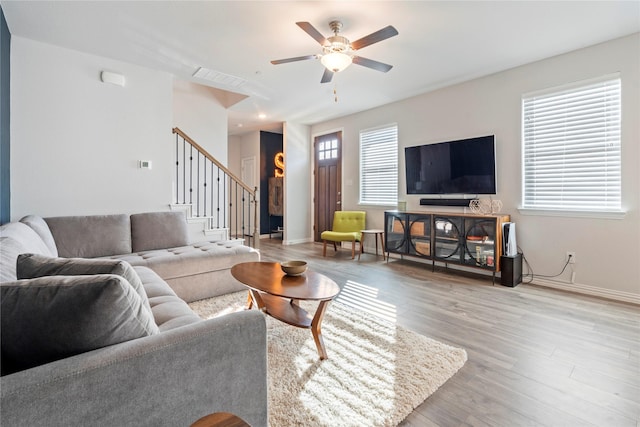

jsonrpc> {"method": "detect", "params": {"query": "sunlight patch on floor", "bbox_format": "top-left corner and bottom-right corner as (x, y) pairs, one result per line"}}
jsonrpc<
(335, 279), (398, 323)
(294, 302), (399, 425)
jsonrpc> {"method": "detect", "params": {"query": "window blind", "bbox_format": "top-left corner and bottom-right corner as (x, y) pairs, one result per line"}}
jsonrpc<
(522, 75), (621, 212)
(360, 125), (398, 205)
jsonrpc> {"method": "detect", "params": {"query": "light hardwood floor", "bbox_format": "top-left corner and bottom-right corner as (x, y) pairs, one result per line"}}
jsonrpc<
(257, 238), (640, 427)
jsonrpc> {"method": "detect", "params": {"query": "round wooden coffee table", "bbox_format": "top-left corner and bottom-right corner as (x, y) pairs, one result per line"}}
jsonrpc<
(230, 262), (340, 360)
(191, 412), (248, 427)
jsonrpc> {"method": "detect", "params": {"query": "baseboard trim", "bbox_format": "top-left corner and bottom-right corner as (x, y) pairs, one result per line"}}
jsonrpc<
(531, 278), (640, 305)
(283, 237), (313, 245)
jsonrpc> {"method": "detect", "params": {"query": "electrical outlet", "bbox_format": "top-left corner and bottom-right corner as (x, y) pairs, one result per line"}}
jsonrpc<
(566, 252), (576, 264)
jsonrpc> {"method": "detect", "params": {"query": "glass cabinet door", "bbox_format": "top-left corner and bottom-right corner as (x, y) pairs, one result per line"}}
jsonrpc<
(385, 212), (407, 254)
(433, 216), (462, 261)
(464, 218), (496, 269)
(408, 214), (431, 257)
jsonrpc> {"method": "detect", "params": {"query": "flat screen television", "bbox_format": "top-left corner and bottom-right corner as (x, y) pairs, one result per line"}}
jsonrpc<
(405, 135), (496, 195)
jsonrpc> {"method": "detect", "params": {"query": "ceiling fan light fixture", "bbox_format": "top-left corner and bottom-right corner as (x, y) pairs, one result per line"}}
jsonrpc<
(271, 20), (398, 83)
(321, 52), (353, 73)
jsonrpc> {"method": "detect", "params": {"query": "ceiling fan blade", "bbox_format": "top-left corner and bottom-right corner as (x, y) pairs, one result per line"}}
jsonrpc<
(321, 68), (334, 84)
(352, 56), (393, 73)
(271, 55), (317, 65)
(350, 25), (398, 50)
(296, 22), (328, 46)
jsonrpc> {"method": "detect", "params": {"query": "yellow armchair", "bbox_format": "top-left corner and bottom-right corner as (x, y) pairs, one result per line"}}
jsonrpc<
(320, 211), (366, 259)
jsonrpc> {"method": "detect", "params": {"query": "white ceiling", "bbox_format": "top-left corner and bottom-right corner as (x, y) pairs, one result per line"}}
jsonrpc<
(2, 1), (639, 136)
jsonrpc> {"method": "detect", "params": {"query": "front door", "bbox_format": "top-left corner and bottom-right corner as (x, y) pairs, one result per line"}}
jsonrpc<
(314, 131), (342, 242)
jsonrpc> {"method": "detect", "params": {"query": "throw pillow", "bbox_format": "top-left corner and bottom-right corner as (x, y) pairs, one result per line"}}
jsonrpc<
(16, 254), (155, 319)
(0, 223), (52, 282)
(19, 215), (59, 257)
(1, 274), (158, 375)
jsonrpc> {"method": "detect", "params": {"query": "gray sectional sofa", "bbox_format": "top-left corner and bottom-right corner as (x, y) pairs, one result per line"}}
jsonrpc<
(0, 211), (267, 426)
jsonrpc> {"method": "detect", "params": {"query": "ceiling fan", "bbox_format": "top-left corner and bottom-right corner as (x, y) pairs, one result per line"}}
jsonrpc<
(271, 20), (399, 84)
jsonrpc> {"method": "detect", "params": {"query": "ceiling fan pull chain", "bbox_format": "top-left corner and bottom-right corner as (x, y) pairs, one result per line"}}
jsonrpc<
(334, 83), (338, 103)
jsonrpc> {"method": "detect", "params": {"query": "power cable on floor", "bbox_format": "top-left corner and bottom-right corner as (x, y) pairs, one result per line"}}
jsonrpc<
(518, 246), (572, 284)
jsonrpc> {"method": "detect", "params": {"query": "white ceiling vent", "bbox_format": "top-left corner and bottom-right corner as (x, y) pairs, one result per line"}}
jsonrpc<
(193, 67), (247, 89)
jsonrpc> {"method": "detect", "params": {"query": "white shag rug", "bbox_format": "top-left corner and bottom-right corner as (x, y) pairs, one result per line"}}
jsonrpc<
(190, 292), (467, 427)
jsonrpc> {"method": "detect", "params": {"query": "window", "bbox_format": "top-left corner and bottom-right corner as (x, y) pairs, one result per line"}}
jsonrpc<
(522, 75), (621, 213)
(318, 138), (338, 160)
(360, 124), (398, 205)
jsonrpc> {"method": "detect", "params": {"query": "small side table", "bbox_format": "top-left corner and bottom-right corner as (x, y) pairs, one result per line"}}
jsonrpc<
(359, 229), (386, 260)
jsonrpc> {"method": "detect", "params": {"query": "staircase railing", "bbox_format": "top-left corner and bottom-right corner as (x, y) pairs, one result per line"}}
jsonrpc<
(172, 127), (258, 248)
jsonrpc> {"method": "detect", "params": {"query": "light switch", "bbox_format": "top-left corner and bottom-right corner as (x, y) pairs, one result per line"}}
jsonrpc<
(139, 160), (152, 169)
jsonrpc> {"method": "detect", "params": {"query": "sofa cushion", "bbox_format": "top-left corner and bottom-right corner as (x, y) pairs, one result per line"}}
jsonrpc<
(16, 253), (155, 319)
(0, 274), (158, 375)
(133, 266), (202, 331)
(19, 215), (59, 257)
(111, 241), (259, 280)
(0, 222), (52, 282)
(44, 214), (132, 258)
(130, 211), (189, 252)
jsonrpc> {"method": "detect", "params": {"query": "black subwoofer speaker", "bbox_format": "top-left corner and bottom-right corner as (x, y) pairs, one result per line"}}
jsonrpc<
(500, 254), (522, 287)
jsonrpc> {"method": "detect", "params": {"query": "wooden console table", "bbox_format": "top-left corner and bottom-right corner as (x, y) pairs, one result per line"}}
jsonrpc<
(385, 210), (510, 282)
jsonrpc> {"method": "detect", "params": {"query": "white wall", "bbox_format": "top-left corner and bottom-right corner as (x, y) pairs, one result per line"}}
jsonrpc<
(228, 132), (260, 184)
(173, 80), (228, 163)
(312, 34), (640, 302)
(283, 122), (312, 245)
(227, 131), (260, 243)
(227, 134), (242, 177)
(10, 38), (234, 234)
(10, 37), (173, 218)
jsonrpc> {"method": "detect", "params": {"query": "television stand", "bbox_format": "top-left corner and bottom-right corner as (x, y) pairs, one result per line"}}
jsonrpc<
(385, 210), (510, 283)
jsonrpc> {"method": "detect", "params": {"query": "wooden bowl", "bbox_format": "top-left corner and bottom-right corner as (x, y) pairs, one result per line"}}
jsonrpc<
(280, 260), (307, 276)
